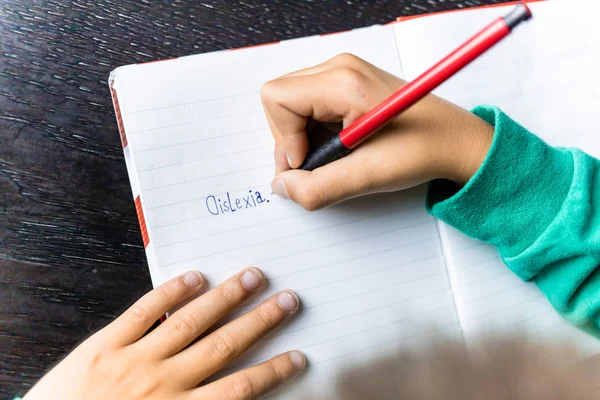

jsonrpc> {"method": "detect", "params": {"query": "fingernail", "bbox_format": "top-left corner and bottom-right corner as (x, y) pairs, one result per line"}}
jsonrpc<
(286, 153), (293, 167)
(241, 268), (263, 291)
(277, 291), (299, 313)
(289, 350), (306, 369)
(183, 271), (203, 288)
(271, 178), (289, 199)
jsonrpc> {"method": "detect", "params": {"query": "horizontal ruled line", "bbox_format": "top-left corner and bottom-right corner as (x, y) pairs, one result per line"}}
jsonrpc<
(453, 254), (501, 271)
(137, 145), (273, 173)
(461, 281), (527, 305)
(134, 127), (268, 154)
(297, 255), (442, 295)
(143, 163), (272, 192)
(123, 91), (257, 115)
(457, 269), (510, 287)
(463, 296), (543, 323)
(464, 310), (556, 338)
(505, 310), (555, 330)
(127, 109), (263, 134)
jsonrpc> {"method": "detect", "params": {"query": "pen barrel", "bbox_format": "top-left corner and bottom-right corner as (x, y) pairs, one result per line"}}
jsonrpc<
(299, 4), (531, 171)
(339, 17), (511, 149)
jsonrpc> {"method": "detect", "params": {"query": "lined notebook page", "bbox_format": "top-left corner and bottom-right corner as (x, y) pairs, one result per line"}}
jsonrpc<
(394, 0), (600, 352)
(111, 26), (462, 399)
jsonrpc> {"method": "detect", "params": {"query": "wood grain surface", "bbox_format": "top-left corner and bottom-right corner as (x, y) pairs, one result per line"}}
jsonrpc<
(0, 0), (511, 396)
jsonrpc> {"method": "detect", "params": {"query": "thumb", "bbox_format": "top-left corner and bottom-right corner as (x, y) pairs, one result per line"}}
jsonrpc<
(271, 159), (370, 211)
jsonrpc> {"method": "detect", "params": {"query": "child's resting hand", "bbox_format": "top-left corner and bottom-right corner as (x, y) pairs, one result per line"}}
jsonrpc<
(24, 268), (304, 400)
(261, 53), (494, 210)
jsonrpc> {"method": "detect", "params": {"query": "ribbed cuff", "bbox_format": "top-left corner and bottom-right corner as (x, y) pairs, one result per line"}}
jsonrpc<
(427, 105), (574, 279)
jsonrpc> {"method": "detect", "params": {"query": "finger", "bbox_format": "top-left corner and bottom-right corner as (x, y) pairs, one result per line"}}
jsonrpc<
(262, 106), (291, 173)
(189, 351), (306, 400)
(278, 52), (372, 79)
(264, 53), (369, 171)
(263, 53), (371, 139)
(270, 145), (380, 210)
(260, 68), (369, 168)
(137, 267), (265, 359)
(170, 290), (300, 386)
(102, 271), (204, 347)
(263, 104), (282, 143)
(274, 142), (291, 174)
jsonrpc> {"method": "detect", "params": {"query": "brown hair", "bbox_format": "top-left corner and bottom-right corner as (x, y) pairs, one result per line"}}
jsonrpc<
(300, 335), (600, 400)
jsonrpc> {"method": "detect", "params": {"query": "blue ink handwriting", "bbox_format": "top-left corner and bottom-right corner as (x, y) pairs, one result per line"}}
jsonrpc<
(206, 189), (271, 216)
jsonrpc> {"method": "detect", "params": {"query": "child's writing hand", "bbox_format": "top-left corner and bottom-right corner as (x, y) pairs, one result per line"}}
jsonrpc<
(261, 53), (494, 210)
(24, 268), (304, 400)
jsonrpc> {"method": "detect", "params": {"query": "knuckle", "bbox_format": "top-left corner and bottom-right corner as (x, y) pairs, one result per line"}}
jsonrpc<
(210, 331), (238, 361)
(231, 375), (255, 400)
(86, 346), (110, 368)
(134, 381), (162, 398)
(266, 360), (286, 385)
(334, 67), (366, 91)
(157, 279), (180, 303)
(283, 129), (305, 140)
(127, 304), (152, 326)
(332, 52), (363, 67)
(260, 80), (277, 102)
(302, 199), (322, 212)
(173, 313), (198, 337)
(256, 305), (279, 329)
(85, 345), (125, 377)
(219, 282), (243, 306)
(296, 186), (326, 211)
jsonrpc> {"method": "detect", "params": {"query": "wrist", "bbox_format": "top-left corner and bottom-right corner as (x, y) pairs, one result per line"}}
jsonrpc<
(431, 101), (494, 185)
(451, 118), (494, 185)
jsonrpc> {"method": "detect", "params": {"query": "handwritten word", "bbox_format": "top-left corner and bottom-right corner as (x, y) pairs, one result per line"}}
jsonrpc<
(206, 190), (270, 216)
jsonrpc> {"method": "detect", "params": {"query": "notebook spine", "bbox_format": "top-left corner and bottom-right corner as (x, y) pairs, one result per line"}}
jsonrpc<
(109, 81), (128, 149)
(134, 196), (150, 248)
(108, 80), (151, 250)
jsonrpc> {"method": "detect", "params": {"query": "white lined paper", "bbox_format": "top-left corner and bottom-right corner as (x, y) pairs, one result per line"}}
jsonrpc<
(111, 24), (464, 397)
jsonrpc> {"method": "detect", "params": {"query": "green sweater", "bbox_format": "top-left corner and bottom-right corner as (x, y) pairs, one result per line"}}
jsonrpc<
(428, 105), (600, 337)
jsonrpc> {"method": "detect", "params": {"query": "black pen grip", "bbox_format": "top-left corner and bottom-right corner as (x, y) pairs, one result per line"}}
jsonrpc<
(299, 135), (352, 171)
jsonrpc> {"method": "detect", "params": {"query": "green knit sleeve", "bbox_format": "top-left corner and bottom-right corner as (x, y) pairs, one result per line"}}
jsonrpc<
(427, 105), (600, 337)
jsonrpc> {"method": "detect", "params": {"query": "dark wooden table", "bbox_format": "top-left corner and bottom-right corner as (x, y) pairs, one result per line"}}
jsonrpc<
(0, 0), (511, 396)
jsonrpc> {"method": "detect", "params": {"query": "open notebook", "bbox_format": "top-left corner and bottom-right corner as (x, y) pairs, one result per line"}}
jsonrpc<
(109, 0), (600, 397)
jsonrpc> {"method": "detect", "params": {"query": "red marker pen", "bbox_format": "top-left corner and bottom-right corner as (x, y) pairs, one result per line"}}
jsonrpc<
(299, 4), (532, 171)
